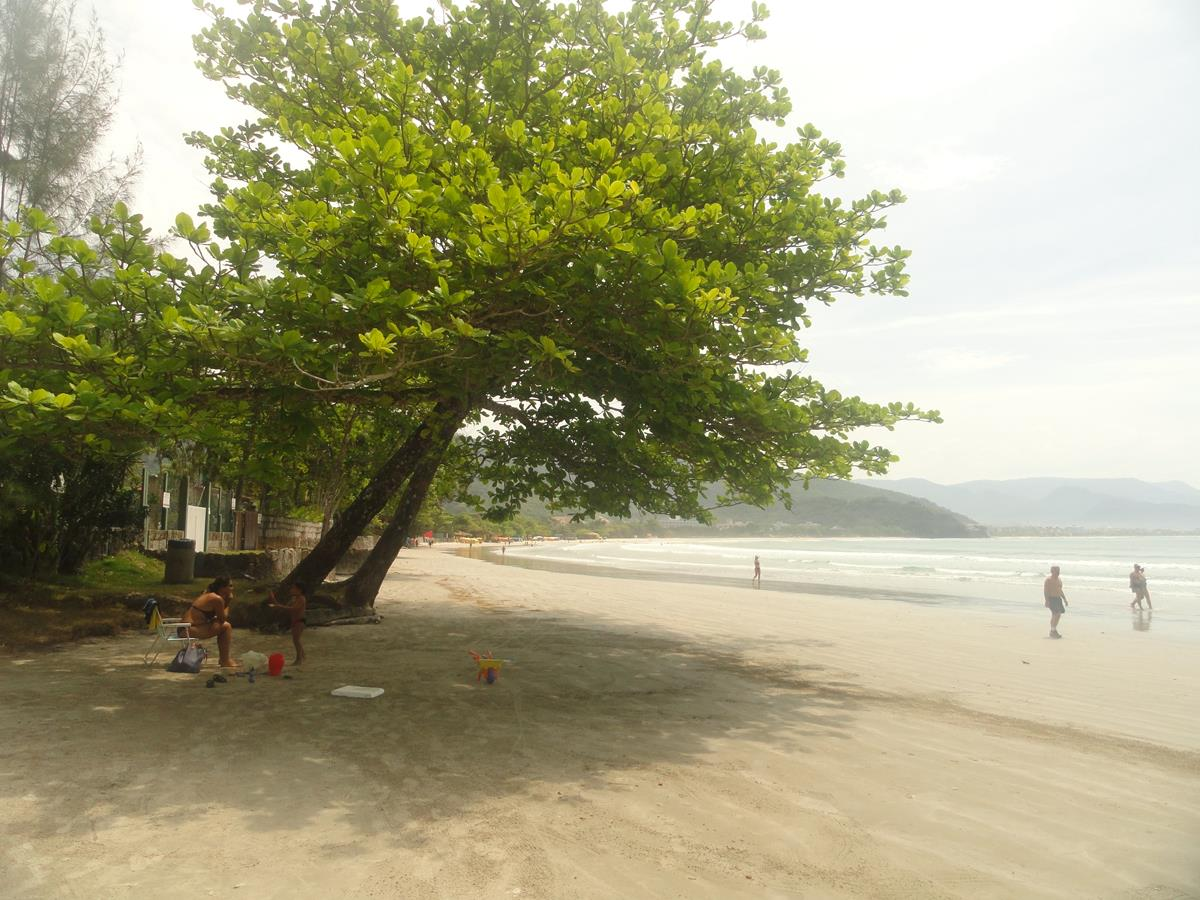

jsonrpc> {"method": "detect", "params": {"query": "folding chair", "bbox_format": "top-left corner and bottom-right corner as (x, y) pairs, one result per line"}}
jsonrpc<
(143, 601), (198, 665)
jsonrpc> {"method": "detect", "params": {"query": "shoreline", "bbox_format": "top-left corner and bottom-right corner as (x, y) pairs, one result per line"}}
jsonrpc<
(456, 537), (1200, 636)
(459, 543), (970, 607)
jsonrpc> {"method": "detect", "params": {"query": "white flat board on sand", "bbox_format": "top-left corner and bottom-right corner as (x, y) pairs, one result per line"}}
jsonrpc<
(331, 685), (384, 699)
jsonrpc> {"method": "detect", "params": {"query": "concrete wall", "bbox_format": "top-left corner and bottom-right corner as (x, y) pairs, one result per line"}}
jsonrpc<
(194, 546), (367, 581)
(144, 529), (185, 552)
(192, 548), (303, 581)
(261, 517), (324, 549)
(148, 513), (374, 556)
(261, 516), (376, 552)
(207, 532), (235, 552)
(144, 528), (237, 553)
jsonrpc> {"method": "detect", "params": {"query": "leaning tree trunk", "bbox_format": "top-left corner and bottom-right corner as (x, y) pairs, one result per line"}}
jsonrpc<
(339, 426), (455, 608)
(278, 400), (463, 595)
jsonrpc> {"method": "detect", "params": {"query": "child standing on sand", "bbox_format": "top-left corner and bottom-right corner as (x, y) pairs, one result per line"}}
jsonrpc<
(269, 583), (308, 665)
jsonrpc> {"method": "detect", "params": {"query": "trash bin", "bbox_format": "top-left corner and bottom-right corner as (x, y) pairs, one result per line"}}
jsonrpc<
(163, 538), (196, 584)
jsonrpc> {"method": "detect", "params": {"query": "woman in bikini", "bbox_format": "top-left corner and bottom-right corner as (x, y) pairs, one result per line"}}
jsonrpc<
(268, 582), (308, 666)
(184, 576), (237, 668)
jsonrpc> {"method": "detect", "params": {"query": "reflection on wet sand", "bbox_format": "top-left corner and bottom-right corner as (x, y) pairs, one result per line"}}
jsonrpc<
(1133, 610), (1153, 632)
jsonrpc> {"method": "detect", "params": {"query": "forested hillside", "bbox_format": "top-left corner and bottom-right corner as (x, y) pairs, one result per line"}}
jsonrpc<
(444, 479), (981, 539)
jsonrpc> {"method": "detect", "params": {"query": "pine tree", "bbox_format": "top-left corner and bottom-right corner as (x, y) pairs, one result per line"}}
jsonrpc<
(0, 0), (140, 275)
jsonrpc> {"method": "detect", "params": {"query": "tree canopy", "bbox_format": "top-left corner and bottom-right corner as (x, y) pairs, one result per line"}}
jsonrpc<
(187, 0), (934, 520)
(2, 0), (939, 595)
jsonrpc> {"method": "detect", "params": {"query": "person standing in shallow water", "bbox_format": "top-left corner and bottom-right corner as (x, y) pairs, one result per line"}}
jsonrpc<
(1043, 565), (1067, 639)
(752, 555), (761, 587)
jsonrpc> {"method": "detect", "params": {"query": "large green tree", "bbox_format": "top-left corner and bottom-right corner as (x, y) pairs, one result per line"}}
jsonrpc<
(3, 0), (937, 594)
(184, 0), (935, 605)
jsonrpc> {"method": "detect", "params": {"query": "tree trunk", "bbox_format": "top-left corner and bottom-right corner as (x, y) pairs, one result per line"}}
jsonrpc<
(279, 401), (462, 594)
(340, 429), (453, 608)
(320, 407), (359, 537)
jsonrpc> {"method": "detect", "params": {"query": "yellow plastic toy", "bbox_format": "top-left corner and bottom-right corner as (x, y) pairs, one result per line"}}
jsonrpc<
(470, 650), (504, 684)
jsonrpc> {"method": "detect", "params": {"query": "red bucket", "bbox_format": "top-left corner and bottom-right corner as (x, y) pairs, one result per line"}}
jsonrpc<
(268, 653), (285, 676)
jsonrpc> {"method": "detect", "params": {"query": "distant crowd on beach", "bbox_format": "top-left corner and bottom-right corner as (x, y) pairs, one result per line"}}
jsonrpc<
(1041, 562), (1154, 639)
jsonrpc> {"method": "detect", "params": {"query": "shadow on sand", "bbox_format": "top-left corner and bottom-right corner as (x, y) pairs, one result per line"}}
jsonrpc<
(0, 567), (862, 857)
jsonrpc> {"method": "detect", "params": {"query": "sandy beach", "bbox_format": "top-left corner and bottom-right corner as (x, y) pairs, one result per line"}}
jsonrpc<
(2, 547), (1198, 899)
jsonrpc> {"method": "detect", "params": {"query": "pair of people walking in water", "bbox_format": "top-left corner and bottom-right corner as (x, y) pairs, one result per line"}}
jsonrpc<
(1129, 564), (1152, 610)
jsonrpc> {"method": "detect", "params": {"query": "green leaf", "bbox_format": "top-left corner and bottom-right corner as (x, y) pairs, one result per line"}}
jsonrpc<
(486, 182), (508, 213)
(1, 311), (25, 335)
(357, 328), (396, 355)
(64, 300), (88, 325)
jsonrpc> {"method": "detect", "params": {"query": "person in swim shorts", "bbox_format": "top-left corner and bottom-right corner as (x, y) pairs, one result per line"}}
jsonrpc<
(1043, 565), (1067, 639)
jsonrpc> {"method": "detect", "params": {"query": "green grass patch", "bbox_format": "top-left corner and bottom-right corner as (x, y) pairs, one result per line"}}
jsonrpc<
(0, 550), (207, 652)
(78, 551), (172, 593)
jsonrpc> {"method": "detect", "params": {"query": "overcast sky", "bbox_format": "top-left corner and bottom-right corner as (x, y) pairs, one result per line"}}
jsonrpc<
(89, 0), (1199, 486)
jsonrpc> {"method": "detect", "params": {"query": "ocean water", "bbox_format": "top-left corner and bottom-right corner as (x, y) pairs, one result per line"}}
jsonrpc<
(497, 535), (1200, 633)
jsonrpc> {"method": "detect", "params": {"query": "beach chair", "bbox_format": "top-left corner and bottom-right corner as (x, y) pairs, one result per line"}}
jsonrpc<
(143, 602), (197, 665)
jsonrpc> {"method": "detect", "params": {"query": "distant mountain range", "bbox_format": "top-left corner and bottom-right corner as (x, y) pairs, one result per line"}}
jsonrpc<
(457, 478), (982, 539)
(881, 477), (1200, 530)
